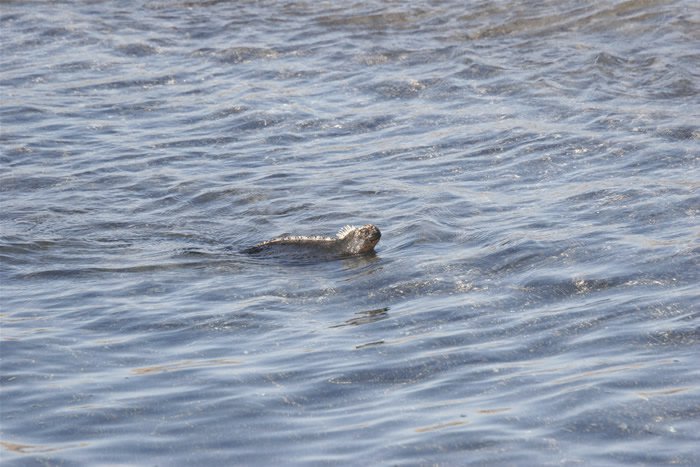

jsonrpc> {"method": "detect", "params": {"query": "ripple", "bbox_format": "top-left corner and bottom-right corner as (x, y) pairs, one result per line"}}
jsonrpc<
(1, 0), (698, 465)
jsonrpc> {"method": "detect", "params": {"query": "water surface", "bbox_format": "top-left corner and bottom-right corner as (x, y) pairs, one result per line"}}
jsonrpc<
(1, 0), (699, 465)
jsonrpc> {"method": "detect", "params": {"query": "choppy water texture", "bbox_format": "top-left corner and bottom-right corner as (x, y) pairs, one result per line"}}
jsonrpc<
(1, 1), (699, 465)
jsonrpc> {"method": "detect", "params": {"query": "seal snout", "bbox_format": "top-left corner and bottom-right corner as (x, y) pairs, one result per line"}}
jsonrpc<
(363, 224), (381, 242)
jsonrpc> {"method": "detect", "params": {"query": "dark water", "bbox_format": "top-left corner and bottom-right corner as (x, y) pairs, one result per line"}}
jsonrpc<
(1, 0), (699, 465)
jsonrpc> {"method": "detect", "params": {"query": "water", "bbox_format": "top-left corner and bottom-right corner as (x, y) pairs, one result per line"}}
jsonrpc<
(1, 0), (698, 465)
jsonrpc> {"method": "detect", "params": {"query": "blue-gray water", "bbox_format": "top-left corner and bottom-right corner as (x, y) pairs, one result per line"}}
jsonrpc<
(1, 1), (699, 465)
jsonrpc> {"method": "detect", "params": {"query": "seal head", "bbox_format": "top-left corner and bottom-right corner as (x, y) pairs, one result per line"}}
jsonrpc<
(337, 224), (381, 255)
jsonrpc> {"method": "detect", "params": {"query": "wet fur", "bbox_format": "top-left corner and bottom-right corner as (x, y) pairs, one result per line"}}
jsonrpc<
(245, 224), (381, 256)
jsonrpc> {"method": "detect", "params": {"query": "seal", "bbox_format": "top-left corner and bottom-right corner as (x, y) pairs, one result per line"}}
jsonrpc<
(244, 224), (381, 256)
